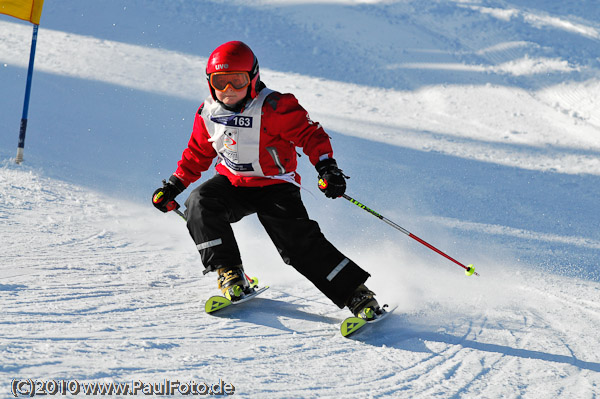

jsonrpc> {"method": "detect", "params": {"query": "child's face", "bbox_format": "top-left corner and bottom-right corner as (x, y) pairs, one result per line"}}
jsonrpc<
(215, 86), (247, 107)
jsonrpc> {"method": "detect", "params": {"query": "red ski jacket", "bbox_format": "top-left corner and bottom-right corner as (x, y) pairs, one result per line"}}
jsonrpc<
(173, 90), (333, 188)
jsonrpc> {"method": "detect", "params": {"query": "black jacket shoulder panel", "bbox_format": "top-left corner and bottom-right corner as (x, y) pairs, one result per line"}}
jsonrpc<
(265, 91), (281, 111)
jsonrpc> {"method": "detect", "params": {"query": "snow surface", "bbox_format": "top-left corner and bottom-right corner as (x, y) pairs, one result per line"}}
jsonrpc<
(1, 0), (600, 397)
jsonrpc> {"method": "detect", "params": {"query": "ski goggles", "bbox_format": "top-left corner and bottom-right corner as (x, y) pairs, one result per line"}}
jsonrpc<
(209, 72), (251, 91)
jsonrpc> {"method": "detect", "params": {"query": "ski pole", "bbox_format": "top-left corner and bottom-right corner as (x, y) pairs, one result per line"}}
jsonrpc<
(341, 194), (479, 277)
(173, 206), (186, 220)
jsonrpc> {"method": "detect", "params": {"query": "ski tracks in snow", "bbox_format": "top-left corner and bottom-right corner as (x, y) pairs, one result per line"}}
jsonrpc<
(4, 164), (600, 397)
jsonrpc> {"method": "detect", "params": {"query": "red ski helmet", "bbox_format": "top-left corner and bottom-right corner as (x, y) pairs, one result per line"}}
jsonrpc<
(206, 41), (260, 100)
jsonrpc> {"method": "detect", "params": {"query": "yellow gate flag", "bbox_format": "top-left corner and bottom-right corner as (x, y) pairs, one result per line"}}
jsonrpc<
(0, 0), (44, 25)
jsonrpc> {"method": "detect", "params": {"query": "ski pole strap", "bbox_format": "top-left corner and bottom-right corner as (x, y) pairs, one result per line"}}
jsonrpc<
(165, 200), (179, 212)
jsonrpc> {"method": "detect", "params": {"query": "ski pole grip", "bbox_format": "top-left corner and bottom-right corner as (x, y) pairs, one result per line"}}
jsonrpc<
(166, 200), (180, 212)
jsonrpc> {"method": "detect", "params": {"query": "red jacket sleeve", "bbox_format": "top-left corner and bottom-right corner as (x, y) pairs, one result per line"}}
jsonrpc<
(262, 92), (333, 166)
(173, 105), (217, 187)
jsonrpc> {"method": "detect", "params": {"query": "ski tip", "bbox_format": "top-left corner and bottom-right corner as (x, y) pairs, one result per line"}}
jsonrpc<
(205, 295), (232, 313)
(340, 317), (367, 337)
(204, 285), (270, 314)
(340, 304), (398, 338)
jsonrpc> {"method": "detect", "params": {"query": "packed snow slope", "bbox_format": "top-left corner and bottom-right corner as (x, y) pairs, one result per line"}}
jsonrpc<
(2, 1), (600, 397)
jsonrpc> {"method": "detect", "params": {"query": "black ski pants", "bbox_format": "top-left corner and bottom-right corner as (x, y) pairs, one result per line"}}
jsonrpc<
(184, 174), (369, 308)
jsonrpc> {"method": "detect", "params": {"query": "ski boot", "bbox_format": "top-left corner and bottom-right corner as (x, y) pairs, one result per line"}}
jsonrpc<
(345, 284), (382, 321)
(217, 265), (251, 301)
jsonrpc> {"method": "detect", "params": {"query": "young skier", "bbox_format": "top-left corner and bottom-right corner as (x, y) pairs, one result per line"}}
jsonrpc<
(152, 41), (381, 319)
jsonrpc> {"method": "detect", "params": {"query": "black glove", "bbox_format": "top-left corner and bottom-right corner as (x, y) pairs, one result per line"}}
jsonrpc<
(152, 175), (186, 213)
(316, 158), (347, 199)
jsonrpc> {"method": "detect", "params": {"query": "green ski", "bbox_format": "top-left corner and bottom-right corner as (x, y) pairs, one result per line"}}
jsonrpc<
(205, 286), (270, 314)
(340, 305), (397, 337)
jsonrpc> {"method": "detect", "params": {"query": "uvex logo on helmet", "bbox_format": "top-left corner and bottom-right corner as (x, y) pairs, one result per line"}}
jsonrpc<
(206, 41), (261, 100)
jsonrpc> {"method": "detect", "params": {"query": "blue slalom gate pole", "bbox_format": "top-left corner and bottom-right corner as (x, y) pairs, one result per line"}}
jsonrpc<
(16, 24), (40, 164)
